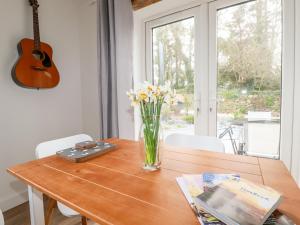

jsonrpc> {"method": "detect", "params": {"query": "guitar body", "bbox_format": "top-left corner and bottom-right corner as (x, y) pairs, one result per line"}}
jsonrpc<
(12, 38), (60, 89)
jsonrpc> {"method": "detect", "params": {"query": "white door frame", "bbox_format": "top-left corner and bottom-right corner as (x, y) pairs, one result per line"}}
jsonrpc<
(208, 0), (257, 136)
(291, 0), (299, 184)
(145, 5), (210, 135)
(208, 0), (295, 164)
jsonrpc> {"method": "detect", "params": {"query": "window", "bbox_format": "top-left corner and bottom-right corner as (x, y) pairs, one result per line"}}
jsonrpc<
(152, 18), (196, 136)
(214, 0), (282, 157)
(144, 0), (294, 162)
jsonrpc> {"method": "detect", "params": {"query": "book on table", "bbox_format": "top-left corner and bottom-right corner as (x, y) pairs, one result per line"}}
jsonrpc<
(177, 173), (284, 225)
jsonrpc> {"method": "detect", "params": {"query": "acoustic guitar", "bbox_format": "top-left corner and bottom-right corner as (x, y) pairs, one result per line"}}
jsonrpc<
(12, 0), (60, 89)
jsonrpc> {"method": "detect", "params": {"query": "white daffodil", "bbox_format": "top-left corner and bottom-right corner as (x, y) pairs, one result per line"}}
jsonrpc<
(127, 81), (177, 107)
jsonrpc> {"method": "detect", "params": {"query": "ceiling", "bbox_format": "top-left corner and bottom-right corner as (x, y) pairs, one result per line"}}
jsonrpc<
(131, 0), (161, 10)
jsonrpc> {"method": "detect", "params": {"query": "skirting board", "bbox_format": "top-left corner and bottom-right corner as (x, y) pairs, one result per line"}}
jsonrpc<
(0, 189), (28, 212)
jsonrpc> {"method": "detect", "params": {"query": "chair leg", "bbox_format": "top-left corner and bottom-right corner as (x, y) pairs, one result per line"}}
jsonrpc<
(81, 216), (88, 225)
(44, 197), (57, 225)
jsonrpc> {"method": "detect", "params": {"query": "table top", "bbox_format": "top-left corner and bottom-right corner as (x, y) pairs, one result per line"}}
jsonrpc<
(7, 138), (300, 225)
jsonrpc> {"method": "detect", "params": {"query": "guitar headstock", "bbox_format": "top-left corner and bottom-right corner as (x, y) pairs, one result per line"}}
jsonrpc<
(29, 0), (39, 10)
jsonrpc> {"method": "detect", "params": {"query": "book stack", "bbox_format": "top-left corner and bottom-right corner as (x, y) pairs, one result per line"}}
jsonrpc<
(177, 173), (295, 225)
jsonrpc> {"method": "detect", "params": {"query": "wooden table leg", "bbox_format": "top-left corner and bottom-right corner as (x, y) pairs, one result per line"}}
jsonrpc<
(81, 216), (87, 225)
(28, 185), (45, 225)
(45, 197), (57, 225)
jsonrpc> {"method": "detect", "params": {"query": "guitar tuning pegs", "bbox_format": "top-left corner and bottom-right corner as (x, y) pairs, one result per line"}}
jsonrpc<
(28, 0), (39, 8)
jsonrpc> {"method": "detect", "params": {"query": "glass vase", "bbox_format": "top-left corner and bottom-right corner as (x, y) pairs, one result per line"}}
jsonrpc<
(139, 115), (163, 171)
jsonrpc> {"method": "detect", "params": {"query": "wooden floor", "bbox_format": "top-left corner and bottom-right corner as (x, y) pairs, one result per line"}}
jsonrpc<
(3, 201), (97, 225)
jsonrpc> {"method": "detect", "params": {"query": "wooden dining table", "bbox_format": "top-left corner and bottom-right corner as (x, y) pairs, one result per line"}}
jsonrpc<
(7, 138), (300, 225)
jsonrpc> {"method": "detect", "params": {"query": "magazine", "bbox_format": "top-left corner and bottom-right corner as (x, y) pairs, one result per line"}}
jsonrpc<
(202, 172), (240, 191)
(177, 174), (294, 225)
(195, 176), (282, 225)
(177, 177), (225, 225)
(182, 174), (205, 197)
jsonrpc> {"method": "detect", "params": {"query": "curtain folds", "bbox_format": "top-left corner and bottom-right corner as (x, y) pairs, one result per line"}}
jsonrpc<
(97, 0), (134, 139)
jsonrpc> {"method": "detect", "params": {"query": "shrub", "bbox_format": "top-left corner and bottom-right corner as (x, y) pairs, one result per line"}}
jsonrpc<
(183, 115), (194, 124)
(221, 89), (239, 100)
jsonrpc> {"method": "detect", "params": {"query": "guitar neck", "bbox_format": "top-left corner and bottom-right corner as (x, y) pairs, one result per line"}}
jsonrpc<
(32, 7), (41, 50)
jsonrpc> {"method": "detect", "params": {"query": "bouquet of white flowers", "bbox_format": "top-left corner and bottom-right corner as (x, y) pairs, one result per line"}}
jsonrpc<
(127, 82), (176, 170)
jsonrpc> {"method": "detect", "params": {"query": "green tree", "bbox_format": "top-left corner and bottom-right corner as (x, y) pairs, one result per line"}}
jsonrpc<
(218, 0), (281, 92)
(153, 18), (194, 92)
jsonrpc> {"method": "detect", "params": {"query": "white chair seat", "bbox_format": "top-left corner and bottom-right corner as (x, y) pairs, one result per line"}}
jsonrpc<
(36, 134), (93, 217)
(57, 202), (78, 217)
(0, 208), (4, 225)
(165, 133), (225, 153)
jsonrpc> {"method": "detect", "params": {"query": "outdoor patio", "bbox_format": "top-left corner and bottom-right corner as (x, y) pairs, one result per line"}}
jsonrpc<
(163, 117), (280, 158)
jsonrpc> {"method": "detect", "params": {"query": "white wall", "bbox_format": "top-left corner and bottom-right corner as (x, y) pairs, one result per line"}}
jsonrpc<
(297, 0), (300, 186)
(292, 0), (300, 186)
(77, 0), (101, 139)
(0, 0), (137, 211)
(0, 0), (83, 211)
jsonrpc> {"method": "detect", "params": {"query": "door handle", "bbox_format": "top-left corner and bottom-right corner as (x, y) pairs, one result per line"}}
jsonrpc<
(195, 97), (201, 115)
(209, 97), (217, 113)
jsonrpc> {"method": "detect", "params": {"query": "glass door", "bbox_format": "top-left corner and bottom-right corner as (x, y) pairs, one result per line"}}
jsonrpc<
(146, 6), (209, 137)
(152, 18), (195, 136)
(209, 0), (283, 157)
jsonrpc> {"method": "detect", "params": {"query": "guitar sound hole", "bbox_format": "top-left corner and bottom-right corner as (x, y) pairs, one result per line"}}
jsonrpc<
(32, 50), (44, 60)
(42, 52), (52, 67)
(32, 50), (52, 68)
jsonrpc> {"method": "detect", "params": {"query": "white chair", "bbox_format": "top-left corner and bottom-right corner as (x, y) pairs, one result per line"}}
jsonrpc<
(36, 134), (93, 223)
(0, 208), (4, 225)
(165, 133), (225, 153)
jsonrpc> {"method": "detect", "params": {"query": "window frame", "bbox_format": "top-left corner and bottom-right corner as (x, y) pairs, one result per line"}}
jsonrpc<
(145, 5), (210, 135)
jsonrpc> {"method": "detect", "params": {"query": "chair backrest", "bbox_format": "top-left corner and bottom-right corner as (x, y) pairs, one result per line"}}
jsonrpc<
(35, 134), (93, 159)
(0, 208), (4, 225)
(165, 133), (225, 153)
